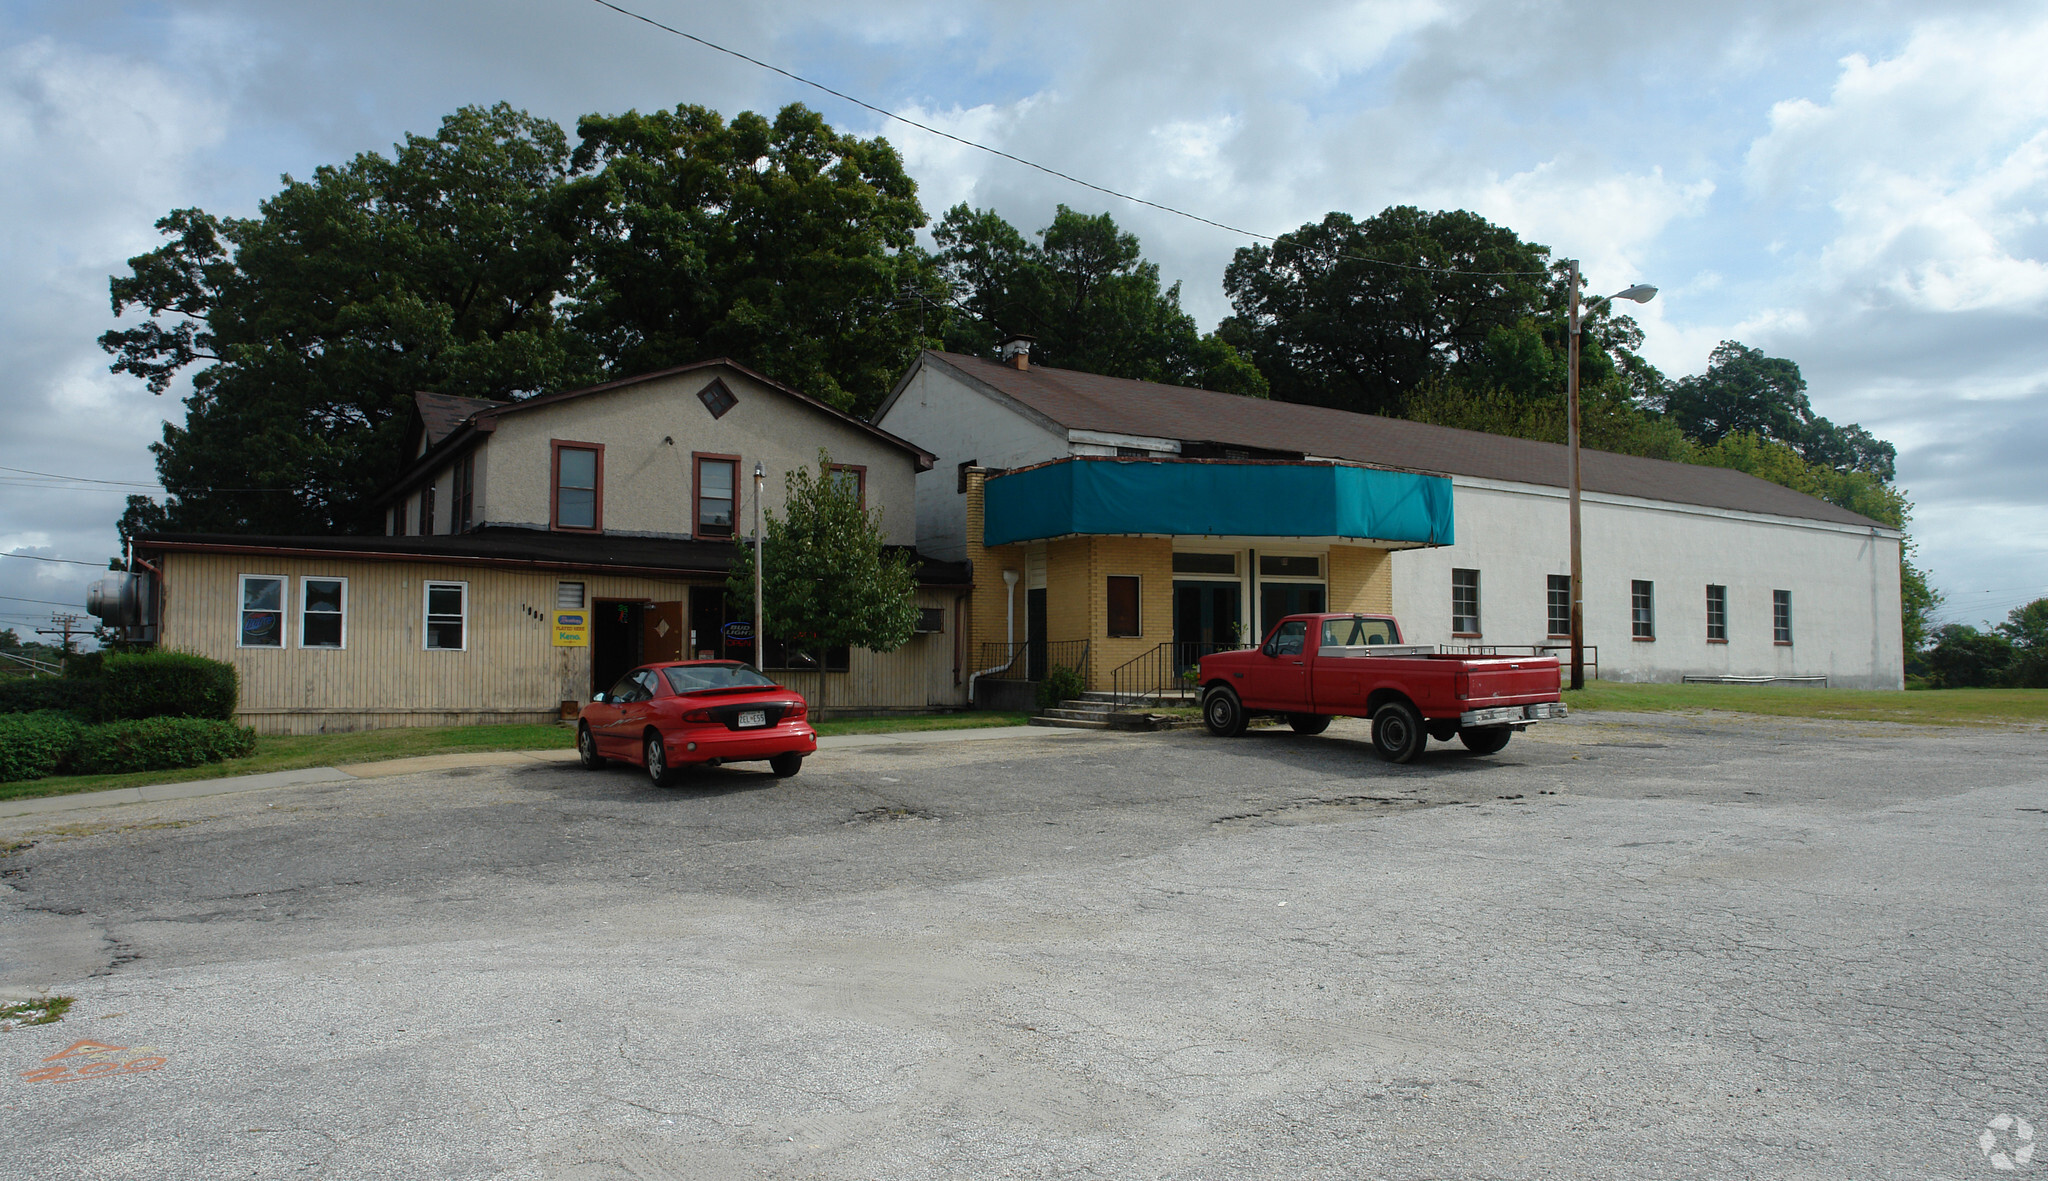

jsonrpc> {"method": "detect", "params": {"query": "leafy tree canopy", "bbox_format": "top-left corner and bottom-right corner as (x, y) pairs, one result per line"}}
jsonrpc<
(934, 203), (1266, 396)
(569, 103), (942, 413)
(726, 451), (921, 666)
(1217, 207), (1647, 416)
(1659, 341), (1896, 480)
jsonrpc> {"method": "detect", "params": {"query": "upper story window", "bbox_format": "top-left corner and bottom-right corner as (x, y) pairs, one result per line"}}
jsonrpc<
(453, 453), (475, 532)
(1451, 568), (1481, 635)
(829, 464), (866, 509)
(551, 442), (603, 532)
(697, 378), (738, 419)
(695, 453), (739, 539)
(421, 482), (437, 535)
(239, 575), (285, 648)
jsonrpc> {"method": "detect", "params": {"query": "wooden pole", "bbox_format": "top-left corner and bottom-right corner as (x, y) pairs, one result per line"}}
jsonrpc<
(1567, 259), (1585, 692)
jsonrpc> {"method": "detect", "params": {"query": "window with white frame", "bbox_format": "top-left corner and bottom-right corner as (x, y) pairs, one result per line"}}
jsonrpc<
(1774, 590), (1793, 644)
(300, 577), (347, 649)
(424, 581), (468, 650)
(239, 575), (286, 648)
(1451, 568), (1481, 635)
(1631, 580), (1655, 640)
(1546, 574), (1570, 638)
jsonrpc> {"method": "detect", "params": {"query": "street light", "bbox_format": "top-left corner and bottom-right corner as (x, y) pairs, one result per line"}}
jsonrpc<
(753, 460), (765, 672)
(1565, 262), (1657, 691)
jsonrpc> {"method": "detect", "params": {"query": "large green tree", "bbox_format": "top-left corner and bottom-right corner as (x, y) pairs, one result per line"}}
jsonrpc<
(104, 104), (593, 535)
(569, 103), (942, 414)
(1660, 341), (1896, 480)
(933, 204), (1266, 395)
(1217, 207), (1645, 416)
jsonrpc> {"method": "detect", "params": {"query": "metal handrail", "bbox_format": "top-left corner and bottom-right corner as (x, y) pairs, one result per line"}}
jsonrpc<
(1109, 641), (1237, 708)
(0, 650), (61, 676)
(974, 640), (1089, 682)
(1441, 643), (1597, 681)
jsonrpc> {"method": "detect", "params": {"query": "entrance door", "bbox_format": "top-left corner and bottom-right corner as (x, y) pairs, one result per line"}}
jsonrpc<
(592, 601), (645, 697)
(1026, 588), (1048, 680)
(1173, 581), (1242, 670)
(643, 601), (687, 664)
(1259, 583), (1326, 642)
(688, 586), (728, 662)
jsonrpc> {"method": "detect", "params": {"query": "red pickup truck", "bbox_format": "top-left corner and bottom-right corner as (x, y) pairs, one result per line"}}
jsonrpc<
(1197, 613), (1567, 763)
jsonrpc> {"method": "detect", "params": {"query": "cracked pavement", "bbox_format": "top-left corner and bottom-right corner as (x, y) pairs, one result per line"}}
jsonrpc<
(1, 711), (2044, 1179)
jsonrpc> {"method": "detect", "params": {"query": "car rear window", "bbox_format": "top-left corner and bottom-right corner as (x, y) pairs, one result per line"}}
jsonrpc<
(1321, 617), (1399, 646)
(663, 664), (777, 694)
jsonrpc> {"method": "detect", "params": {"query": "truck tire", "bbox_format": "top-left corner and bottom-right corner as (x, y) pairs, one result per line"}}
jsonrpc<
(1427, 720), (1458, 742)
(1369, 701), (1425, 764)
(1459, 726), (1512, 755)
(1287, 713), (1331, 735)
(1203, 687), (1248, 737)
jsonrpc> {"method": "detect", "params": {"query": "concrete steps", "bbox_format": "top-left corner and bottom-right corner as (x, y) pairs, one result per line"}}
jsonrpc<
(1029, 693), (1197, 732)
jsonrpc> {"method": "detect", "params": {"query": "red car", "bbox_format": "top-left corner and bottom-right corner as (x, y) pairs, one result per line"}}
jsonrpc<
(576, 661), (817, 785)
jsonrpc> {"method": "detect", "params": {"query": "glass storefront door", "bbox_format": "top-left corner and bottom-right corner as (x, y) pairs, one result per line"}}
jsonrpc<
(1173, 581), (1242, 671)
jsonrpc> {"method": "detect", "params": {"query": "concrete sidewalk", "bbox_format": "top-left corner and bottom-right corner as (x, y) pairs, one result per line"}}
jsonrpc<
(0, 724), (1089, 819)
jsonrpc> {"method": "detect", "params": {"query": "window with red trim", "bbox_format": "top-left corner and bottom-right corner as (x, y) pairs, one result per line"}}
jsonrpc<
(695, 454), (739, 539)
(552, 442), (603, 532)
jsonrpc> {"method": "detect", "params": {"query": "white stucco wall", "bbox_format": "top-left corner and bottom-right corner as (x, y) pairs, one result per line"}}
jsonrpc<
(876, 364), (1067, 561)
(470, 369), (922, 545)
(1390, 478), (1905, 689)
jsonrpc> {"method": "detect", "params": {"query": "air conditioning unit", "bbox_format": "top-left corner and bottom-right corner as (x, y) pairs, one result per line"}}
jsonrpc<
(915, 607), (945, 634)
(87, 571), (157, 641)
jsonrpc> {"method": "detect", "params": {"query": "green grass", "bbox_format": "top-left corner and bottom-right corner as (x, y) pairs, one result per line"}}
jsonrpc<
(0, 711), (1036, 803)
(1563, 681), (2048, 727)
(0, 995), (74, 1029)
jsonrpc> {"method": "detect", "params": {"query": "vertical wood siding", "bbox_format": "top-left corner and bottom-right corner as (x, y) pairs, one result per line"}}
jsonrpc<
(163, 554), (964, 733)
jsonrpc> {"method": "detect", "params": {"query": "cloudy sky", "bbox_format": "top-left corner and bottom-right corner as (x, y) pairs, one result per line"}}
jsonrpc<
(4, 0), (2045, 643)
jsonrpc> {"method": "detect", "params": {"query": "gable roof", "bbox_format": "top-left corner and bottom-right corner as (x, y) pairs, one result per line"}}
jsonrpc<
(912, 351), (1889, 530)
(379, 357), (934, 505)
(414, 391), (506, 446)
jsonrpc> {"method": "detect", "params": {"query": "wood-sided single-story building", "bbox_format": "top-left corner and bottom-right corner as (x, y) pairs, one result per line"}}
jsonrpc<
(125, 360), (973, 733)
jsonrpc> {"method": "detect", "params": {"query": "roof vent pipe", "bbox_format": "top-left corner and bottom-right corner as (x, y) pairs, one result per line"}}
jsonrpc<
(998, 333), (1035, 371)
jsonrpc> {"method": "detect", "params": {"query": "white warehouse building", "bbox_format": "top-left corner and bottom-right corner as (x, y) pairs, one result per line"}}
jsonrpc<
(880, 349), (1904, 690)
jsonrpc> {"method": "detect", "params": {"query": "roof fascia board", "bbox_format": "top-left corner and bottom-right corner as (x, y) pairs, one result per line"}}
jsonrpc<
(1067, 429), (1182, 452)
(1446, 473), (1899, 536)
(374, 428), (483, 507)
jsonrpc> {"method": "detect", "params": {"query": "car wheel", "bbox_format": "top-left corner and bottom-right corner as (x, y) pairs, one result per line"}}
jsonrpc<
(1286, 713), (1331, 736)
(1459, 726), (1513, 755)
(1202, 687), (1247, 737)
(770, 752), (804, 778)
(577, 724), (607, 769)
(644, 733), (679, 787)
(1369, 700), (1425, 764)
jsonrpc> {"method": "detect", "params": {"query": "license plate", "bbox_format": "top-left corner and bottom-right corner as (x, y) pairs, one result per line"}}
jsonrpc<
(737, 710), (767, 729)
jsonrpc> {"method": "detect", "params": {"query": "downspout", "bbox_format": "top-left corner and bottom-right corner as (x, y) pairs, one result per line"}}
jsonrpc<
(967, 569), (1022, 705)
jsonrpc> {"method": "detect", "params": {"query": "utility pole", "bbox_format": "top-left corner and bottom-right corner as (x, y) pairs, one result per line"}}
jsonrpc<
(753, 461), (765, 673)
(36, 612), (84, 674)
(1566, 259), (1586, 692)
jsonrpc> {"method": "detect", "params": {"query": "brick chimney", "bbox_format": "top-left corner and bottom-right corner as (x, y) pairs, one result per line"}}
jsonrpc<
(998, 333), (1035, 371)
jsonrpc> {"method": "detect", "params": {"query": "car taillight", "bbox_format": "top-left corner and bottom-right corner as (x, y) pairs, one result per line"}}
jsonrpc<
(785, 702), (806, 722)
(678, 707), (715, 723)
(1454, 671), (1470, 701)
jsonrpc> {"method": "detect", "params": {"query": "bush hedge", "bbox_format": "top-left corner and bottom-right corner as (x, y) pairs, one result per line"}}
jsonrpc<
(66, 717), (257, 776)
(0, 676), (100, 717)
(96, 651), (239, 722)
(0, 712), (86, 782)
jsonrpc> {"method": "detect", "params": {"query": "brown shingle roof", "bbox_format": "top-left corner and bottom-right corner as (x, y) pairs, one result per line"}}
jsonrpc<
(924, 352), (1888, 529)
(414, 391), (505, 445)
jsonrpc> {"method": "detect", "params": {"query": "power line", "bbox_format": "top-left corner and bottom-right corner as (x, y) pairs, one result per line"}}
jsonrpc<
(0, 553), (109, 567)
(0, 594), (88, 608)
(583, 0), (1556, 280)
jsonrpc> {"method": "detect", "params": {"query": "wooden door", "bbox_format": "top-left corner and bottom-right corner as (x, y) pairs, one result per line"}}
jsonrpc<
(642, 601), (687, 663)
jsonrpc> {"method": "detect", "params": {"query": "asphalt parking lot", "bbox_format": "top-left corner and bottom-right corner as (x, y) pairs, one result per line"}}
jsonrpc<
(3, 711), (2046, 1180)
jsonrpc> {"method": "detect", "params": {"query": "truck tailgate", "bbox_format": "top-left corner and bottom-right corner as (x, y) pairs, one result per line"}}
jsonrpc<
(1462, 659), (1560, 703)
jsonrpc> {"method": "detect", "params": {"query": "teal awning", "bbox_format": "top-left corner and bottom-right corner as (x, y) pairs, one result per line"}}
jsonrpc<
(983, 458), (1454, 547)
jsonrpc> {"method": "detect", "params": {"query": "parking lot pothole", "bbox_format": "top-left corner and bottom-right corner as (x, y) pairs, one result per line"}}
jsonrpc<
(848, 806), (937, 824)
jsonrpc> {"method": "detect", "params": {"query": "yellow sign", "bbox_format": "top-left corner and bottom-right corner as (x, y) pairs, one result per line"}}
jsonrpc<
(552, 611), (589, 647)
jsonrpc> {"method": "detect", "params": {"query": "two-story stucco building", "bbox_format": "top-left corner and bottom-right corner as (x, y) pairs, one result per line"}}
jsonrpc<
(132, 360), (972, 733)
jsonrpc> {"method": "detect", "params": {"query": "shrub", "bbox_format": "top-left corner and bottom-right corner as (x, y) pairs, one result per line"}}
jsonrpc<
(96, 650), (239, 722)
(67, 717), (257, 776)
(1036, 665), (1087, 711)
(0, 712), (85, 782)
(0, 677), (99, 717)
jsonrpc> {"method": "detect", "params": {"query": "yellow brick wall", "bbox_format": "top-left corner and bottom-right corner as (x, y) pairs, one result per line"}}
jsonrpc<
(962, 469), (1025, 670)
(1084, 536), (1174, 688)
(1328, 544), (1394, 615)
